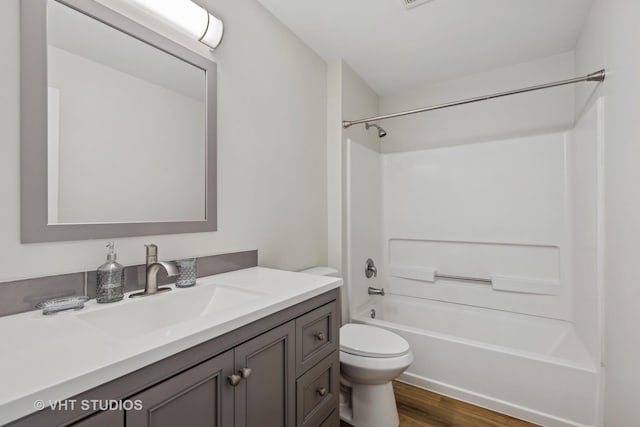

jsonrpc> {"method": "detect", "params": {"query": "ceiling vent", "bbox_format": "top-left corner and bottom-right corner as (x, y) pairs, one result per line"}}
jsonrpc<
(401, 0), (433, 10)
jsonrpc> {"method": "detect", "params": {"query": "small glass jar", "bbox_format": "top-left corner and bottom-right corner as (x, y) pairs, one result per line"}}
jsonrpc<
(175, 258), (197, 288)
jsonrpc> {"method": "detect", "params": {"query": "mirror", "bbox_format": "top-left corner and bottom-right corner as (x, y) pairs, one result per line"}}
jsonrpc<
(47, 0), (207, 224)
(21, 0), (217, 242)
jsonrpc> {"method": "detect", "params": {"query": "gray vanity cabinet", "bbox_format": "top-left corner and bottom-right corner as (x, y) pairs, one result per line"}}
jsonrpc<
(8, 289), (340, 427)
(318, 410), (340, 427)
(234, 322), (296, 427)
(126, 323), (295, 427)
(125, 322), (296, 427)
(127, 350), (234, 427)
(71, 410), (123, 427)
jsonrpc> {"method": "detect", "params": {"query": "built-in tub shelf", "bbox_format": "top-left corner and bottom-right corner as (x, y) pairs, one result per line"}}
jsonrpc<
(389, 265), (560, 296)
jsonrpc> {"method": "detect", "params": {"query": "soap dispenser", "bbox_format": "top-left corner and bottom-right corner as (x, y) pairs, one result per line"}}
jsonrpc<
(96, 242), (125, 303)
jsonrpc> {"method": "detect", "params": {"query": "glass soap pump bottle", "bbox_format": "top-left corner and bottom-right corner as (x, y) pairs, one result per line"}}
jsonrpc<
(96, 241), (125, 303)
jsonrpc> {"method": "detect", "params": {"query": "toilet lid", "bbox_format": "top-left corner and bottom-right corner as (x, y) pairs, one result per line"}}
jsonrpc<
(340, 324), (410, 358)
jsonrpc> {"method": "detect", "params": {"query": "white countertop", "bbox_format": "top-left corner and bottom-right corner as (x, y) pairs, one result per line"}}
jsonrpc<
(0, 267), (342, 425)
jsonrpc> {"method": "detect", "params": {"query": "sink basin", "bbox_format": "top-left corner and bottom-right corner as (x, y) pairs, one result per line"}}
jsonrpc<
(77, 285), (264, 339)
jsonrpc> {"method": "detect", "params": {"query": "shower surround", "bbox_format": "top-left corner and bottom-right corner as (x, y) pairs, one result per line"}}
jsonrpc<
(343, 99), (604, 427)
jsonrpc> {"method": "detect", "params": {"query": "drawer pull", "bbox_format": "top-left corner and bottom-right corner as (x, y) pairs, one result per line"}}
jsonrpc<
(239, 367), (252, 379)
(317, 387), (327, 397)
(227, 374), (242, 386)
(314, 331), (325, 341)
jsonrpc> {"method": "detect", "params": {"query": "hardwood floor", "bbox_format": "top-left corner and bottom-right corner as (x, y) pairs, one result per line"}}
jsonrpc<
(340, 381), (540, 427)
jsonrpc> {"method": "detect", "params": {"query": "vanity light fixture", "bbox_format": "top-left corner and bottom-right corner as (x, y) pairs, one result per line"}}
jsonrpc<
(128, 0), (224, 49)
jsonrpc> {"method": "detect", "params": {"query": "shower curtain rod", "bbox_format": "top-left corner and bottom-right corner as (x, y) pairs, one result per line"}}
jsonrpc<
(342, 68), (606, 128)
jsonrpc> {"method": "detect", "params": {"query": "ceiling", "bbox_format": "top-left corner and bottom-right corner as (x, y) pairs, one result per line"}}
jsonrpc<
(255, 0), (594, 95)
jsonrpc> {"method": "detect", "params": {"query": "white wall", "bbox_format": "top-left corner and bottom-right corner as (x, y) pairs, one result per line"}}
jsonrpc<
(570, 98), (605, 369)
(341, 62), (380, 153)
(0, 0), (327, 280)
(345, 139), (383, 319)
(575, 1), (640, 425)
(327, 60), (380, 322)
(382, 133), (572, 320)
(379, 52), (575, 153)
(326, 61), (343, 276)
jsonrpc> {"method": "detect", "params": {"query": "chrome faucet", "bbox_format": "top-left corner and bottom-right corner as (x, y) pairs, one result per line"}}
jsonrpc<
(130, 244), (178, 298)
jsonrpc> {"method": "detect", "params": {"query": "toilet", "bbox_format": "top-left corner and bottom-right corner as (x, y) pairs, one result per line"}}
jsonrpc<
(300, 267), (413, 427)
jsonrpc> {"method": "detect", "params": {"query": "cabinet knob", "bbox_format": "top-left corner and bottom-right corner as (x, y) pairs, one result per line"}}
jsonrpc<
(317, 387), (327, 397)
(227, 374), (242, 386)
(314, 331), (325, 341)
(239, 367), (252, 379)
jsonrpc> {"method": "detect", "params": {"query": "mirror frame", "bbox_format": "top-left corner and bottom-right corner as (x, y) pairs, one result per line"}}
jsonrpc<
(20, 0), (217, 243)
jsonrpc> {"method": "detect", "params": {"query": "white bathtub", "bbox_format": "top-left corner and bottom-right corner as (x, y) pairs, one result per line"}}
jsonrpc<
(352, 295), (600, 427)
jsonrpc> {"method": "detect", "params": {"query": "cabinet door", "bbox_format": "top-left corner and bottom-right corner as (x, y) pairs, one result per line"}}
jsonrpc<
(71, 410), (123, 427)
(127, 350), (234, 427)
(319, 409), (340, 427)
(234, 321), (295, 427)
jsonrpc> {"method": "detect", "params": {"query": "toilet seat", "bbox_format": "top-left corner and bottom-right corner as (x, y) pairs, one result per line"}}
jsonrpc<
(340, 324), (410, 358)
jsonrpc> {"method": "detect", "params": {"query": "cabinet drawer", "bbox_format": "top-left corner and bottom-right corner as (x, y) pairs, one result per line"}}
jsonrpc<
(295, 301), (338, 376)
(296, 352), (339, 427)
(319, 409), (340, 427)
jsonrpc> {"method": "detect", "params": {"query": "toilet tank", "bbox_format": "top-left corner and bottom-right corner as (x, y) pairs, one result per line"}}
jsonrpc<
(300, 266), (345, 325)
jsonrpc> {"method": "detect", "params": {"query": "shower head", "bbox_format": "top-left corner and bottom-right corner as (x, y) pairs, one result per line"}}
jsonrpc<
(365, 123), (387, 138)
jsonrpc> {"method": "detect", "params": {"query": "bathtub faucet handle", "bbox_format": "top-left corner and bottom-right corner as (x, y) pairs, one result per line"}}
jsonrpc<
(365, 258), (378, 278)
(368, 286), (385, 296)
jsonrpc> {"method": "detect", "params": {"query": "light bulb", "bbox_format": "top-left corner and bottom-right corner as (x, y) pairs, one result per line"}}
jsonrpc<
(200, 13), (224, 49)
(129, 0), (224, 49)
